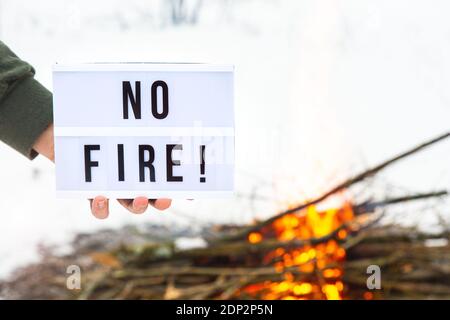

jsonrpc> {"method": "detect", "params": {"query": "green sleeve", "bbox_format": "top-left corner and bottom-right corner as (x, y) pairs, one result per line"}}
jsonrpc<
(0, 41), (53, 159)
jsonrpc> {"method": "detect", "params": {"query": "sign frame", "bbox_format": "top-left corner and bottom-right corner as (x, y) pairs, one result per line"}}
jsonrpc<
(52, 63), (235, 199)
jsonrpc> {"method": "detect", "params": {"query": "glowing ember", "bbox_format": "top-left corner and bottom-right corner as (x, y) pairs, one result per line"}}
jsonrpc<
(242, 197), (354, 300)
(248, 232), (263, 244)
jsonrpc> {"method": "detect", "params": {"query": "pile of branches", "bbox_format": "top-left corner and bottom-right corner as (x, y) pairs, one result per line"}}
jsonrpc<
(1, 132), (449, 300)
(73, 222), (449, 300)
(343, 226), (450, 299)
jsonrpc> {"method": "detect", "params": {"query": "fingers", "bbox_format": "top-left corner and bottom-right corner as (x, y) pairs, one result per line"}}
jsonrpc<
(117, 197), (149, 214)
(149, 198), (172, 211)
(90, 197), (172, 218)
(118, 197), (171, 213)
(90, 196), (109, 219)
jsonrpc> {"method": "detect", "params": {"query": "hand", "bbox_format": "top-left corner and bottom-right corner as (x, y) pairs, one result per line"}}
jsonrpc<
(33, 124), (172, 219)
(89, 196), (171, 219)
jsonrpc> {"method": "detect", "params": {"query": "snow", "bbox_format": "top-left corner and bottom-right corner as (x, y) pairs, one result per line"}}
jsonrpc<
(0, 0), (449, 278)
(175, 237), (207, 250)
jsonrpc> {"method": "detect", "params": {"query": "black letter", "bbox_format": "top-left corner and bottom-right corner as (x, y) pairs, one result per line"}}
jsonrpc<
(139, 145), (155, 182)
(84, 145), (100, 182)
(118, 144), (125, 181)
(151, 80), (169, 119)
(123, 81), (141, 119)
(166, 144), (183, 182)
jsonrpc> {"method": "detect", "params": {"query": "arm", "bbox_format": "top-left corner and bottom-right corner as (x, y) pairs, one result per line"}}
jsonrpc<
(0, 41), (52, 159)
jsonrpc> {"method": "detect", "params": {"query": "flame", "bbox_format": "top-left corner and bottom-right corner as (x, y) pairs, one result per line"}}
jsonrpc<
(242, 196), (354, 300)
(249, 232), (263, 244)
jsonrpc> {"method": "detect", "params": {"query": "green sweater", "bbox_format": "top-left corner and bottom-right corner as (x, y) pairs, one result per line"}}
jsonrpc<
(0, 41), (53, 159)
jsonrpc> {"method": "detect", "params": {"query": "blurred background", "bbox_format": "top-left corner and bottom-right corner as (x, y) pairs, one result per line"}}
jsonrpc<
(0, 0), (449, 279)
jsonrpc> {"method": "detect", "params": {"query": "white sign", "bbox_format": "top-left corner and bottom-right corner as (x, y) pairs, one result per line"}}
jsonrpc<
(52, 63), (234, 198)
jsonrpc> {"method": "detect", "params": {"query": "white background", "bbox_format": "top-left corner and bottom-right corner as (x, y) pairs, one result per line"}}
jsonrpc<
(0, 0), (449, 277)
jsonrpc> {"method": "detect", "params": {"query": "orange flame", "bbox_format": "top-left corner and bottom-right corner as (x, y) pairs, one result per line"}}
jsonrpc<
(242, 197), (354, 300)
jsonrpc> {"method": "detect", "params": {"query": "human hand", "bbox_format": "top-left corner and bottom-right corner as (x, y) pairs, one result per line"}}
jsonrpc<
(33, 124), (172, 219)
(89, 196), (171, 219)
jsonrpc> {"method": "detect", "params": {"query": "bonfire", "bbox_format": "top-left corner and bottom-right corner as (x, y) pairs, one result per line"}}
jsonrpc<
(1, 132), (449, 300)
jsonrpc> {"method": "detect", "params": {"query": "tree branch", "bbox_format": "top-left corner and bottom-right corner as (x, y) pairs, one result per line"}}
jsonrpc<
(216, 132), (450, 242)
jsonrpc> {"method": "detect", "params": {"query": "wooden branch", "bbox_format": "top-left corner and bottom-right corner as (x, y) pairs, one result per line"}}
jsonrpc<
(113, 265), (316, 279)
(353, 190), (448, 215)
(129, 223), (349, 265)
(216, 132), (450, 242)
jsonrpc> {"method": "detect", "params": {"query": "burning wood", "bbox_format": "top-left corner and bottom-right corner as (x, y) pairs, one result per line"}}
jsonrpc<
(217, 132), (450, 243)
(0, 132), (449, 300)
